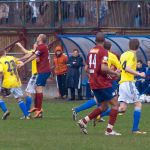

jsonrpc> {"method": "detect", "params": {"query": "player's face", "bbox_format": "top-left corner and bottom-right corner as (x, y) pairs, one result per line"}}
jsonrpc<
(73, 51), (79, 57)
(36, 35), (41, 43)
(147, 61), (150, 68)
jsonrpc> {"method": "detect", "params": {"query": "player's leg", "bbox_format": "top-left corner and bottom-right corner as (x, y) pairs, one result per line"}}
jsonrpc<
(77, 89), (107, 134)
(78, 101), (107, 134)
(132, 82), (146, 134)
(105, 95), (121, 136)
(34, 72), (51, 118)
(25, 74), (37, 112)
(0, 99), (10, 120)
(11, 88), (30, 119)
(72, 98), (97, 121)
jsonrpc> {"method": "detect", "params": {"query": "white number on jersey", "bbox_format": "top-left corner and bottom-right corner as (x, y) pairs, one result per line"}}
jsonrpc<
(89, 54), (97, 69)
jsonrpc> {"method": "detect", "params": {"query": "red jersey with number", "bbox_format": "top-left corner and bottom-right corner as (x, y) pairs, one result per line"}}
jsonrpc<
(86, 45), (112, 89)
(36, 44), (51, 73)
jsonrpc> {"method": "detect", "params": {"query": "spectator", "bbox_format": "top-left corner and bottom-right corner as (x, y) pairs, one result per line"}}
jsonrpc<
(74, 1), (85, 25)
(99, 0), (108, 25)
(22, 3), (33, 23)
(66, 49), (84, 100)
(62, 1), (70, 23)
(53, 45), (68, 99)
(39, 2), (48, 16)
(135, 60), (146, 94)
(29, 2), (39, 24)
(2, 3), (9, 24)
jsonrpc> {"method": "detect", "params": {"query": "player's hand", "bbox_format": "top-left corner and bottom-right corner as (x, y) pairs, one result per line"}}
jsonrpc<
(139, 72), (146, 78)
(33, 43), (37, 50)
(15, 42), (22, 47)
(17, 61), (24, 68)
(115, 70), (120, 77)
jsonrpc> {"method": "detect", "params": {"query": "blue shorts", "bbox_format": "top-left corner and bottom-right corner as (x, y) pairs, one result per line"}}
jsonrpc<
(93, 87), (116, 103)
(36, 72), (51, 86)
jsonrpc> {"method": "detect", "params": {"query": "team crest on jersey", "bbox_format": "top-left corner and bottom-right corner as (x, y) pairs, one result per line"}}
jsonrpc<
(102, 56), (108, 63)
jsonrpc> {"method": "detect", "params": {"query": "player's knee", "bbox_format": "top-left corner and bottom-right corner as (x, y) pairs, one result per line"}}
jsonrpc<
(36, 86), (43, 93)
(25, 92), (32, 97)
(134, 101), (142, 109)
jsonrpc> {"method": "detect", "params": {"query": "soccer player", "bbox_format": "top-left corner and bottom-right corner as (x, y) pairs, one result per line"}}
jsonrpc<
(0, 50), (30, 119)
(118, 39), (146, 134)
(16, 42), (38, 112)
(77, 32), (121, 135)
(72, 41), (121, 121)
(18, 34), (51, 118)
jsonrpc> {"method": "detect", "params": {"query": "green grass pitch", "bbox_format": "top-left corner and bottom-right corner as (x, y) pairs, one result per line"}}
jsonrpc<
(0, 99), (150, 150)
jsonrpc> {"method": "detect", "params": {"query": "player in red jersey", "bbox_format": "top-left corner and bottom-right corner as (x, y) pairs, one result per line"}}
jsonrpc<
(18, 34), (51, 118)
(77, 32), (121, 135)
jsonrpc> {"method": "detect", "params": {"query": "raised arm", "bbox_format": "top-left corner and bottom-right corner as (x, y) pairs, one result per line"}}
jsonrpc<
(15, 42), (28, 54)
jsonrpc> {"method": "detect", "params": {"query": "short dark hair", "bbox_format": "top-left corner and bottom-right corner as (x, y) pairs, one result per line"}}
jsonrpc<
(137, 60), (143, 64)
(73, 49), (79, 52)
(129, 39), (140, 50)
(104, 41), (112, 51)
(95, 32), (105, 44)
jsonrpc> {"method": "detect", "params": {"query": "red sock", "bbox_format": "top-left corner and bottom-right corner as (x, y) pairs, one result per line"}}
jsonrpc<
(89, 107), (102, 120)
(34, 93), (38, 108)
(107, 108), (118, 132)
(36, 93), (43, 111)
(83, 107), (102, 124)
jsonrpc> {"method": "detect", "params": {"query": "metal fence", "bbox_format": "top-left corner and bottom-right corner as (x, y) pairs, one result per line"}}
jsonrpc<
(0, 0), (149, 28)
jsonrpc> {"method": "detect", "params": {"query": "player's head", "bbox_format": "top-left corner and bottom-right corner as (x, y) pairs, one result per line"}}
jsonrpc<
(0, 50), (6, 57)
(137, 60), (143, 69)
(37, 34), (47, 44)
(55, 45), (63, 57)
(104, 41), (111, 51)
(129, 39), (140, 51)
(73, 49), (79, 57)
(147, 60), (150, 68)
(95, 32), (105, 45)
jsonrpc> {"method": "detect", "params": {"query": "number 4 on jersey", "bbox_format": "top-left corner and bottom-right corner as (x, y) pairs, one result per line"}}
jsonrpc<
(89, 54), (97, 68)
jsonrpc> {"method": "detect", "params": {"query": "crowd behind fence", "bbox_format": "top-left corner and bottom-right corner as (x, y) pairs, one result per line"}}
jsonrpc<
(0, 0), (149, 28)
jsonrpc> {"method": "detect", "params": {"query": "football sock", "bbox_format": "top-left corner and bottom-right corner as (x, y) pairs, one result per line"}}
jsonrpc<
(83, 107), (102, 124)
(107, 108), (118, 133)
(25, 96), (32, 111)
(36, 93), (43, 111)
(132, 107), (141, 131)
(101, 108), (111, 117)
(75, 99), (96, 113)
(34, 93), (38, 108)
(0, 100), (7, 113)
(18, 100), (29, 117)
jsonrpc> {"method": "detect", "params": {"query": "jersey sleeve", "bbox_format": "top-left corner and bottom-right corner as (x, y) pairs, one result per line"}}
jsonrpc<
(101, 50), (108, 64)
(35, 45), (45, 56)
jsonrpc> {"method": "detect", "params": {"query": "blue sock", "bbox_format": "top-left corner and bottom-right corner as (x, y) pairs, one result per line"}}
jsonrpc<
(0, 100), (7, 113)
(75, 99), (96, 113)
(132, 107), (141, 131)
(25, 96), (32, 112)
(18, 100), (29, 117)
(101, 108), (111, 117)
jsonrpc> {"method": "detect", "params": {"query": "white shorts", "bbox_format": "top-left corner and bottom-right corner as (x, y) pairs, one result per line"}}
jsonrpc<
(10, 88), (23, 99)
(118, 82), (141, 104)
(25, 74), (38, 94)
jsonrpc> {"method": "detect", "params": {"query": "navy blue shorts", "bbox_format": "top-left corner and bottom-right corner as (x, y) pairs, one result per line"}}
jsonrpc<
(93, 87), (116, 103)
(36, 72), (51, 86)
